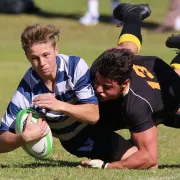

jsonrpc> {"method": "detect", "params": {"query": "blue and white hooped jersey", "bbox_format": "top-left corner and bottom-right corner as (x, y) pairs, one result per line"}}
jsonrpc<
(0, 54), (98, 142)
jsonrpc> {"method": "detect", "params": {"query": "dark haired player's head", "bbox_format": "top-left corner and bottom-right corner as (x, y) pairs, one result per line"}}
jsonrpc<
(96, 49), (134, 84)
(93, 49), (134, 101)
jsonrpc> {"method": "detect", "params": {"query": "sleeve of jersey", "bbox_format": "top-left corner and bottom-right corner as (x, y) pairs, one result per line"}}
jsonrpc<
(0, 78), (32, 132)
(170, 53), (180, 70)
(73, 58), (98, 104)
(126, 95), (155, 133)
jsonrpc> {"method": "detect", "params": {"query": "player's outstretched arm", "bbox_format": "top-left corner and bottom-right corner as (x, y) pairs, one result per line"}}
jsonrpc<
(0, 113), (48, 153)
(107, 126), (158, 169)
(0, 131), (26, 153)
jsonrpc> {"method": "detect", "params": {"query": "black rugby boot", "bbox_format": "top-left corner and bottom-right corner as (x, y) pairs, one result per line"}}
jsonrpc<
(113, 3), (151, 22)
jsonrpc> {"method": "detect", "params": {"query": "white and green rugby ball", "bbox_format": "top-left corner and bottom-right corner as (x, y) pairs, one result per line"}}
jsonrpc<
(16, 108), (53, 158)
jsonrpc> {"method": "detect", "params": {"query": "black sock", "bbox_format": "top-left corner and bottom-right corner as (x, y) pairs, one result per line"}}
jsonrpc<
(118, 16), (142, 53)
(120, 16), (142, 43)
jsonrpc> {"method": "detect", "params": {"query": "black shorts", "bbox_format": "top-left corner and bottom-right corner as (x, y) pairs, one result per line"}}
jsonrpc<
(163, 113), (180, 128)
(87, 132), (133, 162)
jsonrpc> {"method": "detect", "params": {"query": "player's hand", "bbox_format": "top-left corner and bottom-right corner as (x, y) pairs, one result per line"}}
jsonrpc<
(33, 93), (63, 112)
(21, 113), (48, 142)
(80, 159), (107, 169)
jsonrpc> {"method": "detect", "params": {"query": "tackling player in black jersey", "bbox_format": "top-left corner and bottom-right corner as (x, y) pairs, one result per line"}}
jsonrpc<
(81, 3), (180, 169)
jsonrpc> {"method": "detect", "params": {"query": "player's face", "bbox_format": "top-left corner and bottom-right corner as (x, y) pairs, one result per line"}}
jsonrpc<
(26, 42), (58, 81)
(94, 72), (124, 102)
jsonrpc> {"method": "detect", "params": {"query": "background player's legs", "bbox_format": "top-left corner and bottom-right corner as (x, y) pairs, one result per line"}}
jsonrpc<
(111, 0), (119, 11)
(111, 0), (120, 24)
(79, 0), (99, 26)
(113, 3), (151, 54)
(79, 0), (120, 26)
(154, 0), (180, 32)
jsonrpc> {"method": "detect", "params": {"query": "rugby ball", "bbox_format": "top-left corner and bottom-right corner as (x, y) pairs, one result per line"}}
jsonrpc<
(16, 108), (53, 158)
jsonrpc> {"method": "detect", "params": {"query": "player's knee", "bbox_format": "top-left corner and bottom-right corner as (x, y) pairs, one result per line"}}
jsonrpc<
(121, 146), (138, 160)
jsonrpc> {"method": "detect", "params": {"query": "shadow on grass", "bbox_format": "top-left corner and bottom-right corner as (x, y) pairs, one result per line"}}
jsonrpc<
(37, 10), (160, 29)
(159, 164), (180, 169)
(0, 158), (80, 168)
(1, 161), (180, 169)
(1, 9), (160, 30)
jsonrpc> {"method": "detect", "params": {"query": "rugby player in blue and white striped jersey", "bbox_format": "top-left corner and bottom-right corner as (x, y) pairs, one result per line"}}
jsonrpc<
(0, 24), (99, 154)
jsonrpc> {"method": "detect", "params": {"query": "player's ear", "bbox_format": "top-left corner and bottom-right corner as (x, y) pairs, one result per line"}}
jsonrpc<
(122, 79), (129, 88)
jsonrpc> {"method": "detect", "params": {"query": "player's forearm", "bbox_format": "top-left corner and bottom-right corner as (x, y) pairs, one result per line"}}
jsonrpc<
(59, 103), (99, 124)
(107, 150), (158, 169)
(0, 131), (25, 153)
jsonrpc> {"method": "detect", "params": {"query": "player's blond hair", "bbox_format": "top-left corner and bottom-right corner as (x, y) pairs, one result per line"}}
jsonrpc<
(21, 24), (60, 53)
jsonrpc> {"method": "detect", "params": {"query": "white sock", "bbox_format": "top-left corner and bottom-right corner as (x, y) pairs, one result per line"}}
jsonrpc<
(88, 0), (99, 16)
(111, 0), (119, 11)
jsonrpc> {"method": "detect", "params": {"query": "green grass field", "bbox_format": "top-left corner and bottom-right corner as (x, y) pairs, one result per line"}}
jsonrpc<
(0, 0), (180, 179)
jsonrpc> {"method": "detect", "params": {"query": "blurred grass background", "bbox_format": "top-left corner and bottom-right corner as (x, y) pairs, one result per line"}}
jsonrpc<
(0, 0), (180, 179)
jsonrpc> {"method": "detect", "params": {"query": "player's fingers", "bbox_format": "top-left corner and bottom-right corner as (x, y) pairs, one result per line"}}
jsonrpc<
(33, 94), (51, 102)
(37, 118), (42, 125)
(42, 123), (49, 136)
(41, 121), (48, 130)
(33, 100), (50, 108)
(32, 100), (43, 106)
(42, 120), (47, 128)
(76, 165), (83, 169)
(26, 113), (32, 125)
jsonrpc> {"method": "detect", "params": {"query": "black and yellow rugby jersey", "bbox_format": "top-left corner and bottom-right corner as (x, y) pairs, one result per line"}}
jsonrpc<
(97, 55), (180, 133)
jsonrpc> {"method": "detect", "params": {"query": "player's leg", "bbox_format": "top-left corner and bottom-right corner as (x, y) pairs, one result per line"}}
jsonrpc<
(164, 113), (180, 128)
(79, 0), (99, 26)
(80, 131), (137, 163)
(80, 132), (159, 169)
(110, 132), (138, 161)
(112, 3), (151, 54)
(106, 132), (158, 169)
(166, 34), (180, 76)
(90, 132), (138, 162)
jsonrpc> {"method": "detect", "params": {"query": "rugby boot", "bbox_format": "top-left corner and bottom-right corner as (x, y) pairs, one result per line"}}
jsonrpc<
(166, 34), (180, 49)
(113, 3), (151, 22)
